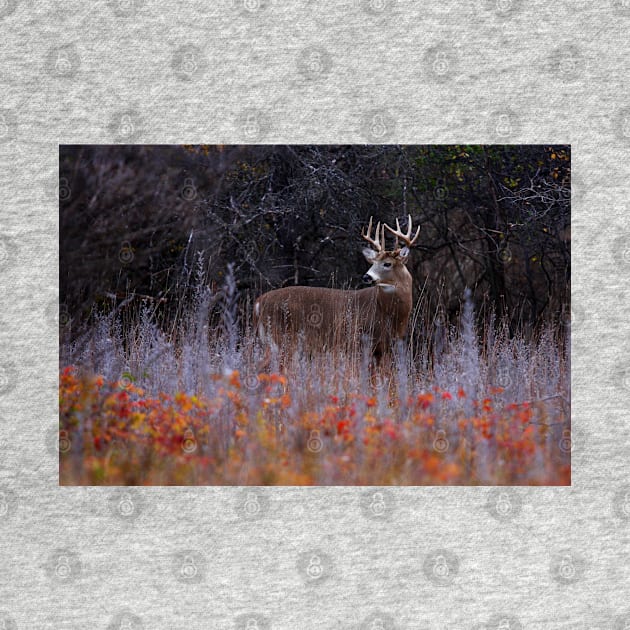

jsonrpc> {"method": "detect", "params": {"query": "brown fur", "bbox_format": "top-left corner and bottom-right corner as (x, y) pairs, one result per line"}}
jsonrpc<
(254, 249), (414, 364)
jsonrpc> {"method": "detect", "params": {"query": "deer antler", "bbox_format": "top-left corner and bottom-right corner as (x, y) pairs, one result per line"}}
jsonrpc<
(362, 216), (386, 252)
(384, 214), (420, 249)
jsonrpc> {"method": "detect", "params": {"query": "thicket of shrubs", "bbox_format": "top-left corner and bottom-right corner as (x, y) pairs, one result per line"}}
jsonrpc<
(60, 144), (570, 338)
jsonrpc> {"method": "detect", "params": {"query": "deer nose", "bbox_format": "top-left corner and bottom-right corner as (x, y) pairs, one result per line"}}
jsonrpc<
(362, 274), (373, 284)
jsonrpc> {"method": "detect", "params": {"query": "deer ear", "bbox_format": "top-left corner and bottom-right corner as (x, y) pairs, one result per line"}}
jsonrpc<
(363, 248), (378, 263)
(398, 246), (410, 263)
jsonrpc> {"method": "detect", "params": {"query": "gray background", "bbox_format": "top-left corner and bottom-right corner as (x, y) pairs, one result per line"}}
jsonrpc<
(1, 0), (629, 628)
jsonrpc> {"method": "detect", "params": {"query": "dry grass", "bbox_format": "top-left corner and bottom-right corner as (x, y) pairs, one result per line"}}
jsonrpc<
(59, 285), (570, 485)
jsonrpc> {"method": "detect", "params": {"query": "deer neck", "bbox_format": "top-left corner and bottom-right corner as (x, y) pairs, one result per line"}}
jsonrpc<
(375, 271), (412, 326)
(376, 267), (412, 301)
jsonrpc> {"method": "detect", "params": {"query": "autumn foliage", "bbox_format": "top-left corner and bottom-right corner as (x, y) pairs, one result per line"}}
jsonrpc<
(59, 363), (570, 486)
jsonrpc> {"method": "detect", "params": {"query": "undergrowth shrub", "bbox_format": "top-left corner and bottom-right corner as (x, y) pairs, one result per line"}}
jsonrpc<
(59, 266), (570, 485)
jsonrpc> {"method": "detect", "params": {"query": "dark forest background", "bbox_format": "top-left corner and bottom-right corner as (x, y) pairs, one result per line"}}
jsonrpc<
(59, 144), (570, 336)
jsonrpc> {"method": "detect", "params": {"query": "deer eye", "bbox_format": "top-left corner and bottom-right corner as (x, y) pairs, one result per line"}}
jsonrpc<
(383, 262), (392, 268)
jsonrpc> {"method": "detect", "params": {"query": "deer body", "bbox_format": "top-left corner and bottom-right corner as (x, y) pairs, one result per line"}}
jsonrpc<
(254, 216), (420, 363)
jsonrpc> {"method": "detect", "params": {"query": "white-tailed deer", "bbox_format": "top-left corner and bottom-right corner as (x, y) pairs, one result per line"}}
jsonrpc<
(254, 215), (420, 365)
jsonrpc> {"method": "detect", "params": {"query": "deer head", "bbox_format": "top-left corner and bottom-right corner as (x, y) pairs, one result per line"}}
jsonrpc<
(361, 214), (420, 293)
